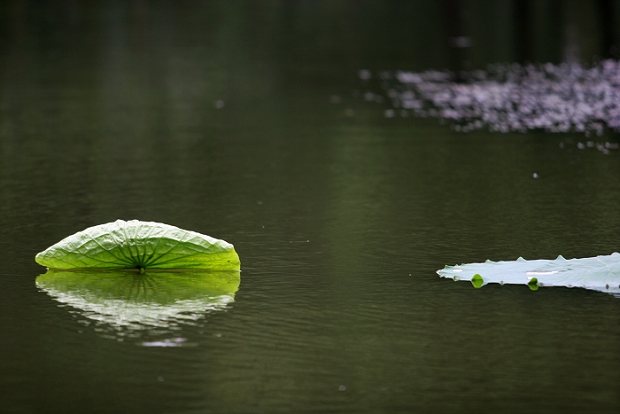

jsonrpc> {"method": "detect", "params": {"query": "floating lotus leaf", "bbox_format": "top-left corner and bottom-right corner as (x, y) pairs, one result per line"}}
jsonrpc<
(437, 253), (620, 297)
(35, 220), (240, 271)
(36, 269), (240, 329)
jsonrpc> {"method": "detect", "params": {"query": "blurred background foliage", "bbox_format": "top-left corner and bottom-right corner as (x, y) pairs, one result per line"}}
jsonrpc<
(1, 0), (619, 74)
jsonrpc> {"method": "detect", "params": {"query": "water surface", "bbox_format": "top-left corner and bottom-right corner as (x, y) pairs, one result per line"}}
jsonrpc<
(2, 2), (620, 413)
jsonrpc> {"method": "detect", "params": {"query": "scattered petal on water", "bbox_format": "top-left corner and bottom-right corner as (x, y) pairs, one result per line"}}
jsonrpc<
(359, 61), (620, 136)
(358, 69), (371, 81)
(450, 36), (472, 48)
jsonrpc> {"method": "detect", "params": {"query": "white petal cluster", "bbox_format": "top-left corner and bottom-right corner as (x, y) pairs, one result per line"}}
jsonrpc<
(364, 61), (620, 135)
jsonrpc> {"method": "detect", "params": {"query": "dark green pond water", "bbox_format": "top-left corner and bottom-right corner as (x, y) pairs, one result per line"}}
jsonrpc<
(2, 2), (620, 413)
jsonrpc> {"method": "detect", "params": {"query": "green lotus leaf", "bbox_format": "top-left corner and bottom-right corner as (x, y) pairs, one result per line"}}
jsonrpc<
(35, 220), (240, 271)
(438, 252), (620, 297)
(36, 269), (240, 329)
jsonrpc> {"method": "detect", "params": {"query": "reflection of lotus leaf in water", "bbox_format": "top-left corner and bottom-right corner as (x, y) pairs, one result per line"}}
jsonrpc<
(36, 269), (240, 330)
(437, 253), (620, 297)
